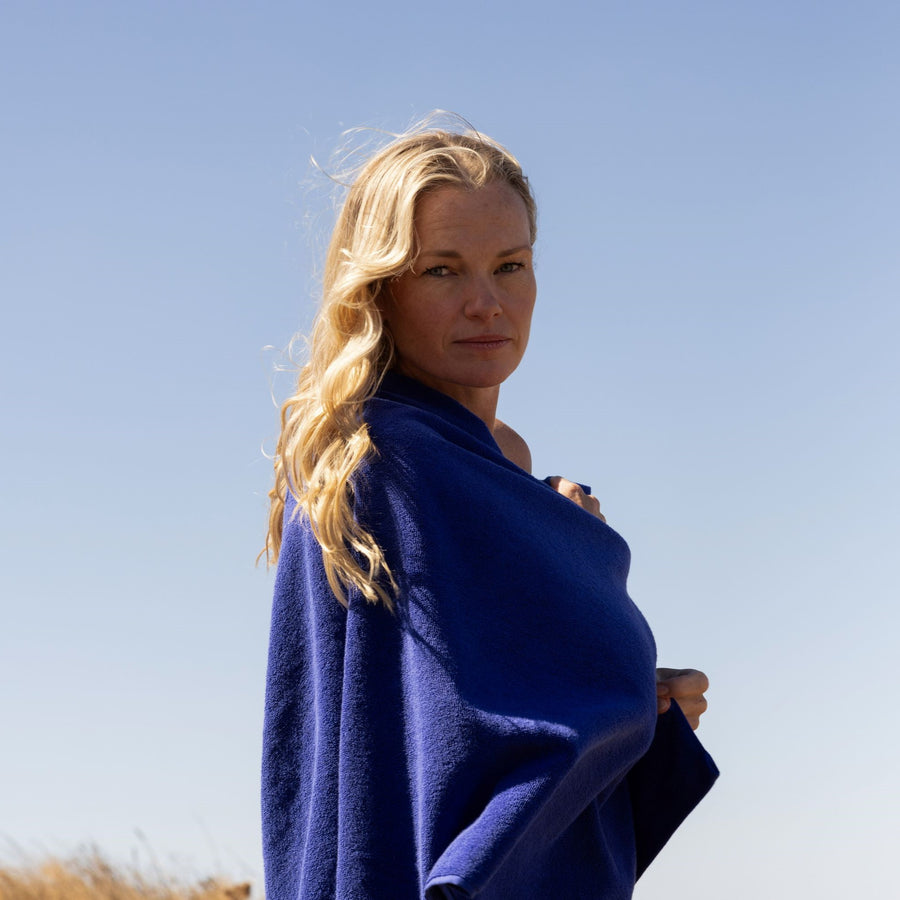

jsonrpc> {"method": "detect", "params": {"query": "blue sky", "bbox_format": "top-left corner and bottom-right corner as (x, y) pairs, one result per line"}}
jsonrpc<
(2, 1), (898, 896)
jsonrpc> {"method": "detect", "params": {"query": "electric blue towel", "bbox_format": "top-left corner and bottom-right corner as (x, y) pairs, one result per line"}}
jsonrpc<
(262, 372), (718, 899)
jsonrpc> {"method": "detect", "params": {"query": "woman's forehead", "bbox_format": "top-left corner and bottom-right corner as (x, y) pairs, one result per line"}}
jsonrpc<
(414, 183), (532, 240)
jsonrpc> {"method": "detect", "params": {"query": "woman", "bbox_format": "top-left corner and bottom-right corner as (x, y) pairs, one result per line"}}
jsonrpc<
(262, 124), (717, 899)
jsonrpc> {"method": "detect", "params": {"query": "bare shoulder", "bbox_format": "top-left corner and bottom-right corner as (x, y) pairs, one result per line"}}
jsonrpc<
(492, 419), (533, 473)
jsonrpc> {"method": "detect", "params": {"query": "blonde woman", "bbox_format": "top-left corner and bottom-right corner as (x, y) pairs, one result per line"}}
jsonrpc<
(262, 123), (717, 900)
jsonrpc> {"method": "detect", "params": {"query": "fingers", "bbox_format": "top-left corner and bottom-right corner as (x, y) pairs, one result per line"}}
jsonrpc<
(656, 668), (710, 730)
(655, 690), (708, 729)
(662, 689), (708, 729)
(656, 668), (709, 697)
(678, 693), (709, 730)
(547, 476), (606, 522)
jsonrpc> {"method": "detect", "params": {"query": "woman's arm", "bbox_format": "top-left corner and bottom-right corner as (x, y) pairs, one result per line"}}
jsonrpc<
(492, 420), (710, 730)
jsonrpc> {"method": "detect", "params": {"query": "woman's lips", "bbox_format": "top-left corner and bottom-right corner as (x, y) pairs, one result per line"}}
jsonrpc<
(455, 335), (512, 349)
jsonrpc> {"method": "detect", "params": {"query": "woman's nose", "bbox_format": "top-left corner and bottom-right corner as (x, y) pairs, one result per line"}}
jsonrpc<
(464, 277), (502, 319)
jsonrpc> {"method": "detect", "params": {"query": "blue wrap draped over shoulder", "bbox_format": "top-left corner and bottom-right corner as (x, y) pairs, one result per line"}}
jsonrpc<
(262, 372), (718, 899)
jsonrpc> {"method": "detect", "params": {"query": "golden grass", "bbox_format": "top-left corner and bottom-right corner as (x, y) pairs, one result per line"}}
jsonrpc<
(0, 849), (252, 900)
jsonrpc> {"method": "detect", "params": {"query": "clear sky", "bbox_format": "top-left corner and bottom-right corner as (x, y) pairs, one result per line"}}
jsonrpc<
(2, 1), (898, 896)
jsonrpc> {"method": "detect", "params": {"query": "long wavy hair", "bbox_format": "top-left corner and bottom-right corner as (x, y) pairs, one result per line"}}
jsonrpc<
(263, 121), (537, 607)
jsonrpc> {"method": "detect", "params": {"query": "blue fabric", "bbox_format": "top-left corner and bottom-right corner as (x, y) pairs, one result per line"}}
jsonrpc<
(262, 372), (718, 899)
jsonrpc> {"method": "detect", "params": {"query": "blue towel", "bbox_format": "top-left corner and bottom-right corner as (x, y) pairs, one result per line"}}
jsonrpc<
(262, 372), (718, 899)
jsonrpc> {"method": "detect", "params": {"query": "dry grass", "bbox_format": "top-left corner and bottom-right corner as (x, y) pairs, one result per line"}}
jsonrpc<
(0, 849), (252, 900)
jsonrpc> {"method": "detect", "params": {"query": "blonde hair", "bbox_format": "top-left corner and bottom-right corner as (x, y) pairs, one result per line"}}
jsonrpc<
(263, 120), (537, 607)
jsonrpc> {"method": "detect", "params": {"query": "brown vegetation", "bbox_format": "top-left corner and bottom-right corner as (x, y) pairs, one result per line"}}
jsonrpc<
(0, 850), (252, 900)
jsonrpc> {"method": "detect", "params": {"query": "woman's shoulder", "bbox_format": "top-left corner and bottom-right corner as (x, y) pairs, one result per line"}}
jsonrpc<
(492, 419), (532, 473)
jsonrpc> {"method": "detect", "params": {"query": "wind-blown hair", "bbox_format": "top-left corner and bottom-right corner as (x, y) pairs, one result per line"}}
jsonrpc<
(264, 122), (537, 607)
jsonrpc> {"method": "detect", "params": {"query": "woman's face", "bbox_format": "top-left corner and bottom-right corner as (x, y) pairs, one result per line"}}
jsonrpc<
(384, 181), (536, 420)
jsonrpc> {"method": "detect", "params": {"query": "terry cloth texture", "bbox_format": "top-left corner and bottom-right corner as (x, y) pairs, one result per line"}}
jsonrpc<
(262, 372), (718, 900)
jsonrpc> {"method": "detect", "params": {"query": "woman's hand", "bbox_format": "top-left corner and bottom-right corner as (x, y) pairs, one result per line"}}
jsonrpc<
(547, 476), (606, 521)
(656, 668), (709, 730)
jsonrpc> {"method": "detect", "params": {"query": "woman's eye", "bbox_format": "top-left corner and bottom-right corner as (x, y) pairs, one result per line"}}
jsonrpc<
(497, 261), (525, 273)
(423, 265), (452, 277)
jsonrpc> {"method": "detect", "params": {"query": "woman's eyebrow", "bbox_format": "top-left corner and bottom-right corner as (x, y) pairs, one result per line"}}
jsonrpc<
(419, 245), (532, 258)
(418, 249), (463, 258)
